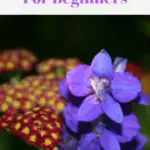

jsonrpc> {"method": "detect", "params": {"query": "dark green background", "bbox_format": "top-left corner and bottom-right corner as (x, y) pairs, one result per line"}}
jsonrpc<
(0, 16), (150, 64)
(0, 16), (150, 150)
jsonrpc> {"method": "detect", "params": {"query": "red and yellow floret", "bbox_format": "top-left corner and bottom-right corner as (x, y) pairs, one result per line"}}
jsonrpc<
(0, 110), (20, 129)
(36, 58), (82, 79)
(10, 107), (62, 150)
(0, 73), (66, 114)
(65, 58), (82, 71)
(20, 75), (66, 113)
(0, 48), (37, 72)
(0, 82), (35, 113)
(36, 58), (65, 74)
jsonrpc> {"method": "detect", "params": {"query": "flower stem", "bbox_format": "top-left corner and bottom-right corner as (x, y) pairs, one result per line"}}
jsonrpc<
(10, 71), (22, 85)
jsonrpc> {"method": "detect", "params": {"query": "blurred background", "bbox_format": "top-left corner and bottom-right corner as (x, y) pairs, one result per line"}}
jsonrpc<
(0, 15), (150, 150)
(0, 16), (150, 65)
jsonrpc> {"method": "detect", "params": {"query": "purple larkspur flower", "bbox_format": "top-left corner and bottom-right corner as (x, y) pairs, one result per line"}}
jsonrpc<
(63, 103), (92, 133)
(113, 57), (128, 73)
(114, 57), (150, 106)
(108, 113), (141, 143)
(136, 133), (148, 150)
(121, 133), (148, 150)
(63, 103), (79, 132)
(137, 92), (150, 105)
(67, 49), (141, 123)
(59, 79), (84, 107)
(59, 125), (79, 150)
(59, 79), (70, 101)
(78, 123), (120, 150)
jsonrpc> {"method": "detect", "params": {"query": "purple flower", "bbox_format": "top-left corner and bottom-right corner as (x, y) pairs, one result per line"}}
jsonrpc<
(63, 103), (79, 132)
(93, 113), (140, 145)
(63, 103), (92, 133)
(59, 125), (79, 150)
(67, 49), (141, 123)
(78, 124), (120, 150)
(136, 133), (148, 150)
(59, 139), (79, 150)
(78, 133), (101, 150)
(113, 57), (128, 73)
(113, 113), (141, 143)
(59, 79), (84, 107)
(59, 79), (70, 101)
(121, 133), (148, 150)
(114, 57), (150, 106)
(137, 92), (150, 105)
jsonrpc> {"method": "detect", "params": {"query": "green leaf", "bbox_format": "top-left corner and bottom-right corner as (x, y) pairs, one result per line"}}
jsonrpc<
(133, 104), (150, 150)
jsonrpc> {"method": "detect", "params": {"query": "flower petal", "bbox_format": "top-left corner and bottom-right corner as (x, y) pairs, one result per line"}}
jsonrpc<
(100, 129), (120, 150)
(62, 124), (71, 141)
(59, 137), (79, 150)
(115, 134), (132, 143)
(136, 133), (148, 150)
(67, 64), (93, 97)
(78, 133), (101, 150)
(138, 92), (150, 105)
(59, 79), (69, 100)
(102, 94), (123, 123)
(77, 95), (104, 122)
(113, 57), (128, 73)
(122, 113), (141, 142)
(91, 49), (113, 80)
(61, 125), (79, 149)
(59, 80), (84, 106)
(63, 104), (79, 132)
(111, 72), (141, 103)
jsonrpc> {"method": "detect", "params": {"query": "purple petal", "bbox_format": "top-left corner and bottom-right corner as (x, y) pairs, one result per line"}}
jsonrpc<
(67, 64), (93, 97)
(78, 133), (101, 150)
(62, 124), (70, 141)
(63, 104), (79, 132)
(114, 57), (125, 66)
(111, 72), (142, 103)
(115, 134), (132, 143)
(91, 49), (113, 80)
(138, 92), (150, 105)
(122, 113), (141, 142)
(136, 133), (148, 150)
(100, 129), (120, 150)
(59, 137), (79, 150)
(77, 94), (104, 122)
(59, 79), (69, 100)
(102, 94), (123, 123)
(113, 57), (128, 73)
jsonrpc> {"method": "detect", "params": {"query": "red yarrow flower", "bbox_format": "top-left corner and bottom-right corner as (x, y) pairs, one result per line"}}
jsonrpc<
(0, 48), (37, 72)
(10, 107), (62, 150)
(36, 58), (82, 80)
(0, 73), (66, 114)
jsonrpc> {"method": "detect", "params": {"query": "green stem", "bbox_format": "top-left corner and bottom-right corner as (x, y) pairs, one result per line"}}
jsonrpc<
(55, 67), (65, 74)
(10, 74), (21, 85)
(10, 71), (22, 85)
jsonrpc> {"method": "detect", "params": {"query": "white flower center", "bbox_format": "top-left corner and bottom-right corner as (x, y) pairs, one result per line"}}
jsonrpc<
(90, 77), (110, 96)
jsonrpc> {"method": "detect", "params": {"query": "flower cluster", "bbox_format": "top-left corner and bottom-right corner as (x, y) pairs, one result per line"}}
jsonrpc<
(0, 73), (66, 115)
(0, 107), (62, 150)
(59, 50), (149, 150)
(36, 58), (82, 80)
(0, 49), (37, 72)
